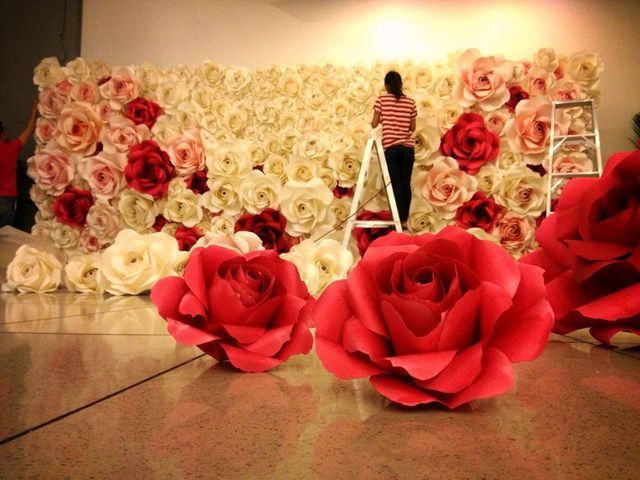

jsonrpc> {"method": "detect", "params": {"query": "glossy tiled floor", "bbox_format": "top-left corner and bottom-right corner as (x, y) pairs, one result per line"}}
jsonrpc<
(0, 293), (639, 479)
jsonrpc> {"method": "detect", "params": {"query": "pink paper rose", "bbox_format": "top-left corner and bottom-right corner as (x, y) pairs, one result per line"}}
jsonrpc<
(98, 67), (139, 109)
(101, 115), (151, 154)
(78, 151), (127, 200)
(167, 129), (206, 176)
(27, 147), (76, 196)
(56, 101), (103, 157)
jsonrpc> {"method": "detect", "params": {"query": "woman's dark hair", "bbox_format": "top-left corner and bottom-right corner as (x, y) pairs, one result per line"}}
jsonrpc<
(384, 71), (404, 100)
(0, 121), (4, 133)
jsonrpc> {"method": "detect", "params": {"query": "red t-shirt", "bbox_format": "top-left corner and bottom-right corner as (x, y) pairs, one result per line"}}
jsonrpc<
(0, 139), (23, 197)
(373, 93), (417, 149)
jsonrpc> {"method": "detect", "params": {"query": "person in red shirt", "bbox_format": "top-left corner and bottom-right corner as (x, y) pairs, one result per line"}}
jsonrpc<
(0, 100), (38, 228)
(371, 71), (417, 227)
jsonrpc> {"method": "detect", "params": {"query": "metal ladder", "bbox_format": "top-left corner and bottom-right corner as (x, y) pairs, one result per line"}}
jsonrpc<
(342, 135), (402, 248)
(546, 99), (602, 215)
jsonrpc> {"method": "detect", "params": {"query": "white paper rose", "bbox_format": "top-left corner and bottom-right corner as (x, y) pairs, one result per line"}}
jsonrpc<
(151, 115), (181, 147)
(223, 66), (251, 94)
(285, 155), (319, 183)
(566, 52), (603, 89)
(199, 61), (225, 87)
(99, 229), (179, 295)
(201, 177), (242, 215)
(263, 153), (288, 183)
(50, 221), (81, 250)
(413, 156), (477, 219)
(533, 48), (560, 72)
(280, 178), (335, 236)
(209, 214), (237, 235)
(238, 171), (281, 214)
(412, 119), (441, 167)
(155, 77), (189, 110)
(162, 190), (203, 227)
(493, 166), (546, 217)
(65, 253), (103, 293)
(118, 189), (157, 231)
(3, 245), (62, 293)
(475, 163), (504, 195)
(136, 61), (161, 94)
(327, 149), (361, 188)
(205, 141), (252, 178)
(281, 238), (353, 297)
(33, 57), (65, 88)
(193, 231), (264, 254)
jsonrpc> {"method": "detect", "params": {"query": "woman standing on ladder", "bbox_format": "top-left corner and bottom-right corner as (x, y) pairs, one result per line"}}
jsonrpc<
(371, 71), (417, 229)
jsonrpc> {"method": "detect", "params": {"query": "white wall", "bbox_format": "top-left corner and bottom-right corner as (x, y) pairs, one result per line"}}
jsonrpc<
(82, 0), (640, 158)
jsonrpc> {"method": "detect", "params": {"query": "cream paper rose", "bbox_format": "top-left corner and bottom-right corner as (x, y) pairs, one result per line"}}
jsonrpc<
(407, 196), (448, 234)
(189, 82), (216, 112)
(95, 99), (116, 122)
(247, 141), (267, 167)
(346, 78), (374, 110)
(497, 142), (525, 170)
(238, 170), (281, 214)
(504, 96), (571, 165)
(102, 115), (150, 154)
(453, 48), (512, 111)
(414, 92), (440, 117)
(293, 132), (329, 161)
(475, 163), (504, 195)
(280, 178), (335, 236)
(33, 57), (65, 88)
(205, 141), (252, 179)
(199, 61), (225, 87)
(223, 66), (251, 94)
(174, 100), (203, 130)
(552, 151), (593, 173)
(303, 89), (326, 110)
(278, 128), (299, 153)
(254, 101), (279, 126)
(151, 115), (182, 147)
(279, 111), (298, 130)
(493, 166), (546, 217)
(281, 238), (353, 297)
(413, 156), (478, 219)
(318, 166), (338, 191)
(193, 231), (264, 253)
(263, 153), (288, 183)
(566, 52), (603, 89)
(167, 129), (205, 176)
(548, 79), (584, 103)
(50, 221), (81, 250)
(414, 63), (434, 90)
(32, 218), (53, 238)
(285, 155), (319, 183)
(493, 212), (537, 259)
(118, 189), (157, 231)
(98, 66), (139, 109)
(89, 60), (111, 81)
(533, 48), (560, 72)
(223, 105), (248, 134)
(201, 177), (242, 215)
(3, 245), (62, 293)
(162, 189), (203, 227)
(56, 101), (103, 156)
(65, 253), (103, 293)
(77, 151), (127, 200)
(64, 57), (91, 82)
(99, 229), (180, 295)
(278, 70), (302, 97)
(329, 196), (352, 226)
(155, 77), (189, 110)
(412, 119), (441, 167)
(86, 200), (121, 241)
(437, 100), (464, 134)
(432, 73), (456, 99)
(27, 146), (76, 196)
(327, 149), (361, 188)
(328, 131), (355, 153)
(136, 61), (161, 94)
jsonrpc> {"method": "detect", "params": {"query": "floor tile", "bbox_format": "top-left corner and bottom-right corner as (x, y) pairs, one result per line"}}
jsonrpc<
(1, 341), (638, 479)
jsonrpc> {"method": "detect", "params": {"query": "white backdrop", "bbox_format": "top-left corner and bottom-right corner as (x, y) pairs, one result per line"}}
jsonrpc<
(82, 0), (640, 158)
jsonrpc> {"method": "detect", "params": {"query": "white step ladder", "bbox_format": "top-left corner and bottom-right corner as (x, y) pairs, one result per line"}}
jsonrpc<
(342, 135), (402, 248)
(546, 99), (602, 215)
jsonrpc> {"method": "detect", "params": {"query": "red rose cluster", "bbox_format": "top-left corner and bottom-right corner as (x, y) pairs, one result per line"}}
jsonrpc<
(125, 140), (176, 199)
(53, 187), (94, 228)
(440, 113), (500, 174)
(125, 97), (163, 129)
(521, 150), (640, 344)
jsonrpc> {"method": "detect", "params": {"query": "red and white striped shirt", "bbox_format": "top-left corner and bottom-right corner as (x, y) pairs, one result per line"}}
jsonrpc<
(373, 93), (417, 149)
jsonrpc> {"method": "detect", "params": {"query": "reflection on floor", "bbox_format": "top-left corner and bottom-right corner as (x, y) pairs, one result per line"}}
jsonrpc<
(0, 292), (639, 479)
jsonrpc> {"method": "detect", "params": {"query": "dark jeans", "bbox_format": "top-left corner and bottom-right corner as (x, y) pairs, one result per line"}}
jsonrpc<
(384, 145), (415, 222)
(0, 196), (16, 228)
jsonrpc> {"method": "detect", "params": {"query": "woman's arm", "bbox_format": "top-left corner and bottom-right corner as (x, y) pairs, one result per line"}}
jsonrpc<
(371, 111), (380, 128)
(409, 117), (416, 132)
(18, 98), (39, 145)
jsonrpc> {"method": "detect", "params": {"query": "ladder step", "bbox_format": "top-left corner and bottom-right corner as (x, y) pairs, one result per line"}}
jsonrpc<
(553, 133), (597, 141)
(551, 171), (600, 178)
(553, 99), (595, 108)
(350, 220), (399, 228)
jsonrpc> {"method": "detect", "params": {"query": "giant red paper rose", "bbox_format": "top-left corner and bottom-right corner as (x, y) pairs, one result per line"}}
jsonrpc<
(125, 140), (176, 199)
(124, 97), (163, 129)
(314, 226), (553, 408)
(52, 187), (94, 228)
(521, 150), (640, 344)
(440, 112), (500, 174)
(151, 246), (313, 372)
(235, 208), (295, 253)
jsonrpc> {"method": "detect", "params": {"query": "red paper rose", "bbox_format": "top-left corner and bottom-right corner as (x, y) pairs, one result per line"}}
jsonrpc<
(125, 140), (176, 199)
(151, 247), (313, 372)
(185, 170), (209, 194)
(124, 97), (163, 129)
(314, 227), (553, 408)
(235, 208), (295, 253)
(521, 150), (640, 344)
(505, 85), (530, 112)
(455, 192), (505, 232)
(333, 186), (354, 198)
(174, 225), (203, 251)
(152, 214), (168, 232)
(52, 187), (94, 228)
(354, 210), (393, 256)
(439, 113), (500, 174)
